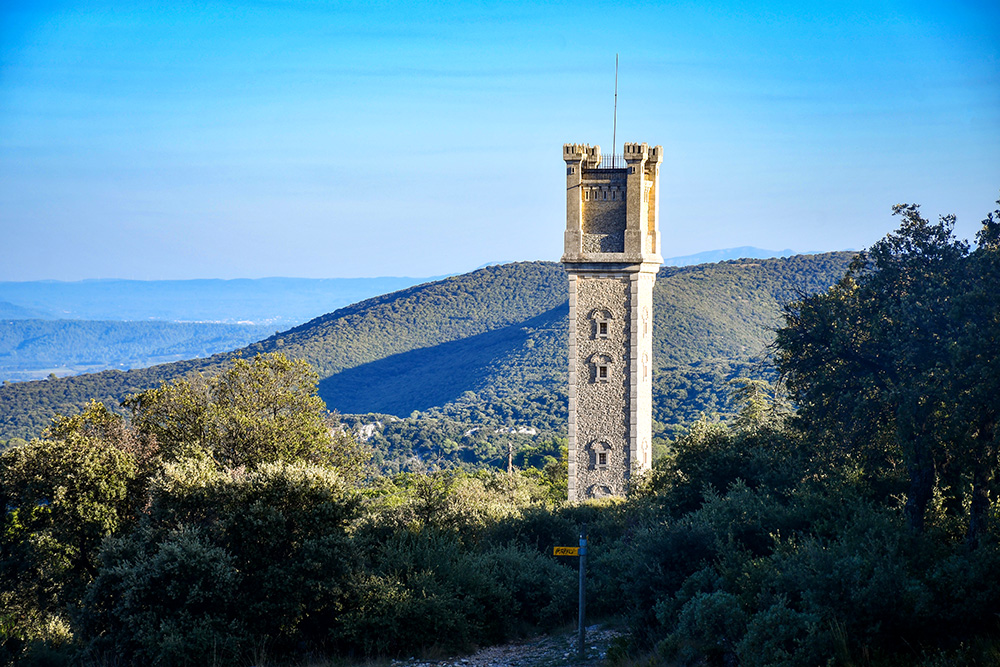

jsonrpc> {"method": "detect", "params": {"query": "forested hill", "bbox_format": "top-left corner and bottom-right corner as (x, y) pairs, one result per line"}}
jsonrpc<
(0, 254), (854, 441)
(313, 253), (856, 425)
(242, 261), (569, 378)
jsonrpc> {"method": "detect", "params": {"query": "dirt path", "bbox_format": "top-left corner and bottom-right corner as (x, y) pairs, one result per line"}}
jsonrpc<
(387, 624), (624, 667)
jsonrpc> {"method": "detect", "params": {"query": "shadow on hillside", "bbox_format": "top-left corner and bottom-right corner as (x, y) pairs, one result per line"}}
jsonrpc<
(319, 303), (568, 417)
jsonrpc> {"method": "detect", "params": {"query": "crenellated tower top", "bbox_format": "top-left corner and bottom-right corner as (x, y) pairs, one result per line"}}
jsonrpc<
(562, 142), (663, 266)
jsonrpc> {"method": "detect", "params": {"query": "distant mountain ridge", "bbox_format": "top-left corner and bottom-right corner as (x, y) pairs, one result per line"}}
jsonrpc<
(0, 254), (824, 384)
(0, 250), (844, 322)
(662, 246), (821, 266)
(0, 253), (856, 443)
(0, 277), (438, 381)
(0, 277), (436, 326)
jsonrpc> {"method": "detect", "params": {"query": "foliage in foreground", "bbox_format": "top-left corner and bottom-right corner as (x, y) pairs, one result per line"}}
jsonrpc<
(606, 418), (1000, 666)
(1, 353), (578, 666)
(2, 202), (999, 665)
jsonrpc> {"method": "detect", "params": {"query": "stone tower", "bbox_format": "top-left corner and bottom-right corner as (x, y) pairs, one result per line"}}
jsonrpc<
(561, 142), (663, 501)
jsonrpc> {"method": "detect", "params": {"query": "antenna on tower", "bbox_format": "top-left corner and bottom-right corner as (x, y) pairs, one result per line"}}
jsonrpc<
(612, 54), (619, 167)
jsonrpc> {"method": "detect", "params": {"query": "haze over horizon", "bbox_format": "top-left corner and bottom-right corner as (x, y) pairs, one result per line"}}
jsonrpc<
(2, 0), (997, 281)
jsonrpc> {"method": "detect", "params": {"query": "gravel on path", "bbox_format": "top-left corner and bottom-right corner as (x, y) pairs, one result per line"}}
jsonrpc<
(387, 624), (624, 667)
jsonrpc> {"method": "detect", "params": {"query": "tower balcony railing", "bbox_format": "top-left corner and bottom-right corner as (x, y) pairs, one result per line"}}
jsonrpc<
(595, 154), (626, 169)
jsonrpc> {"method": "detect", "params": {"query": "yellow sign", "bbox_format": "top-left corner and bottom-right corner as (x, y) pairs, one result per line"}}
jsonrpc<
(553, 546), (579, 556)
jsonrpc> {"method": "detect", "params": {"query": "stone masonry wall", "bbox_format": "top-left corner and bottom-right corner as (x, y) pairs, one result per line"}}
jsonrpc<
(574, 275), (631, 498)
(581, 176), (627, 253)
(630, 272), (655, 473)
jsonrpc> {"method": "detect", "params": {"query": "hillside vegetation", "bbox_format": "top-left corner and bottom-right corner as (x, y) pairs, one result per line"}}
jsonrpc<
(0, 254), (855, 453)
(3, 201), (999, 666)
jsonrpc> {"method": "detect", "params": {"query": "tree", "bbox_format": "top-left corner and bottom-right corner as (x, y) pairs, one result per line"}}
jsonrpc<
(206, 354), (331, 467)
(125, 353), (370, 478)
(949, 199), (1000, 545)
(775, 202), (997, 535)
(124, 376), (212, 464)
(0, 436), (137, 641)
(726, 377), (791, 433)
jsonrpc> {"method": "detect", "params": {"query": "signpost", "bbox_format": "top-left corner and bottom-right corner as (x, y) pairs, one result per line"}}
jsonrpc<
(553, 523), (587, 659)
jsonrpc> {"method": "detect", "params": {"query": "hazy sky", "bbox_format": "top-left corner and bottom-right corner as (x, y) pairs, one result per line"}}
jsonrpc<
(2, 0), (998, 280)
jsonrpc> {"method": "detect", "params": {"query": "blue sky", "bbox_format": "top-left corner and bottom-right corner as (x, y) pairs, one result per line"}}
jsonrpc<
(1, 0), (998, 280)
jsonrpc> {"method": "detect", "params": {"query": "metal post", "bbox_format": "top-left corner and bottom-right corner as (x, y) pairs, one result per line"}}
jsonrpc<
(612, 54), (618, 164)
(578, 523), (587, 658)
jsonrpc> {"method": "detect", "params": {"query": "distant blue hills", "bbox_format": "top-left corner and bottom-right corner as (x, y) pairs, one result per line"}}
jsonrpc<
(0, 276), (438, 381)
(662, 246), (838, 266)
(0, 277), (435, 326)
(0, 250), (853, 326)
(0, 301), (50, 319)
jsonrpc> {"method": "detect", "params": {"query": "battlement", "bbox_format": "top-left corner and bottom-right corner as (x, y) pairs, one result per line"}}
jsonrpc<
(563, 140), (663, 266)
(622, 142), (664, 164)
(564, 143), (602, 165)
(623, 142), (647, 161)
(568, 143), (663, 164)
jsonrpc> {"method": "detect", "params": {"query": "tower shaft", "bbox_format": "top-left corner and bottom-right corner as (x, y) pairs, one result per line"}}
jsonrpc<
(561, 142), (663, 501)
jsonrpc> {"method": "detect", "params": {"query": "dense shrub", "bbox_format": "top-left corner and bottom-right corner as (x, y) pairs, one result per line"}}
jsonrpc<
(77, 461), (359, 665)
(595, 515), (717, 642)
(79, 526), (246, 666)
(481, 504), (579, 552)
(666, 590), (747, 664)
(333, 531), (574, 657)
(0, 436), (137, 647)
(736, 599), (826, 667)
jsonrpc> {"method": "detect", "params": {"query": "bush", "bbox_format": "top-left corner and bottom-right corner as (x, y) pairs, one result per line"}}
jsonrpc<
(737, 599), (826, 667)
(661, 590), (747, 665)
(335, 530), (574, 657)
(0, 437), (137, 642)
(80, 526), (245, 666)
(758, 512), (930, 656)
(78, 460), (359, 664)
(472, 544), (576, 635)
(335, 530), (494, 655)
(481, 504), (579, 553)
(594, 515), (717, 643)
(923, 537), (1000, 642)
(640, 420), (818, 518)
(358, 470), (547, 543)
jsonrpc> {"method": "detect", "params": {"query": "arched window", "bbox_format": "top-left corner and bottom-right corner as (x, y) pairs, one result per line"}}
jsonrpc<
(589, 353), (613, 384)
(589, 308), (612, 339)
(589, 441), (612, 469)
